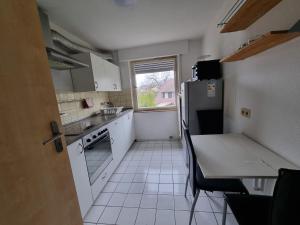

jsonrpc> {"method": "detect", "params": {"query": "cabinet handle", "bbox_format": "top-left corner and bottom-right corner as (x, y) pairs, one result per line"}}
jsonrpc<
(78, 143), (84, 154)
(111, 137), (114, 144)
(94, 81), (99, 89)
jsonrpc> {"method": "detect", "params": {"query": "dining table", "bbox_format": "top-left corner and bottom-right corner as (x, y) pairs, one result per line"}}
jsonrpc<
(191, 133), (298, 179)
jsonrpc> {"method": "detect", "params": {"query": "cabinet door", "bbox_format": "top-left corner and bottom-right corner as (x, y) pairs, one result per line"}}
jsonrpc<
(108, 117), (126, 164)
(103, 61), (122, 91)
(90, 54), (110, 91)
(67, 140), (93, 217)
(110, 64), (122, 91)
(124, 111), (135, 151)
(128, 111), (136, 145)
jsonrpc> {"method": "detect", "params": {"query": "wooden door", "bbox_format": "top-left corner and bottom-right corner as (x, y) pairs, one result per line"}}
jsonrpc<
(0, 1), (83, 225)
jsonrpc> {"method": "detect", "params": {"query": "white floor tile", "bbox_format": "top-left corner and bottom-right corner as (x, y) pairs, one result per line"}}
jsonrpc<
(155, 210), (175, 225)
(175, 210), (197, 225)
(209, 197), (232, 213)
(194, 212), (218, 225)
(124, 194), (142, 207)
(107, 193), (126, 207)
(195, 196), (213, 212)
(117, 207), (138, 225)
(173, 174), (186, 184)
(102, 182), (118, 193)
(173, 183), (186, 195)
(115, 182), (132, 193)
(174, 195), (192, 210)
(157, 194), (175, 210)
(144, 183), (159, 194)
(94, 192), (113, 206)
(158, 184), (173, 195)
(128, 183), (145, 194)
(135, 208), (156, 225)
(121, 173), (135, 183)
(84, 206), (105, 223)
(147, 174), (160, 183)
(140, 195), (158, 209)
(159, 174), (173, 184)
(215, 212), (238, 225)
(133, 173), (147, 183)
(98, 206), (121, 224)
(110, 173), (124, 182)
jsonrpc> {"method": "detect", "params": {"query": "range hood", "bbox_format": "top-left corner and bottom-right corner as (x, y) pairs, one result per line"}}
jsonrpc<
(39, 9), (89, 70)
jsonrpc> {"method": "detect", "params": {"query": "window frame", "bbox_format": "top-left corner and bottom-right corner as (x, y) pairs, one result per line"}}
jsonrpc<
(130, 56), (178, 112)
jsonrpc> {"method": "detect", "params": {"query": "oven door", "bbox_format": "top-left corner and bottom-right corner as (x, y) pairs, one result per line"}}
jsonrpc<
(84, 130), (113, 185)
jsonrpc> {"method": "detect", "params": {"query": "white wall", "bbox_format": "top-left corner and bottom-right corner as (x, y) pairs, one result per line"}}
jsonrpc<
(200, 0), (300, 194)
(117, 39), (203, 140)
(134, 111), (179, 140)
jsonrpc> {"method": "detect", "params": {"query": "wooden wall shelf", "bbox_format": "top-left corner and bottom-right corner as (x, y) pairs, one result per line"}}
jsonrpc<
(220, 0), (282, 33)
(220, 31), (300, 62)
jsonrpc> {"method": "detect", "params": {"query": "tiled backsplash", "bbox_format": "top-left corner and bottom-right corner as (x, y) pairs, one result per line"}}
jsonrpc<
(108, 89), (133, 107)
(57, 92), (109, 125)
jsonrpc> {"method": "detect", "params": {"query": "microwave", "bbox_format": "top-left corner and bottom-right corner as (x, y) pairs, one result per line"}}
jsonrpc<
(192, 60), (222, 80)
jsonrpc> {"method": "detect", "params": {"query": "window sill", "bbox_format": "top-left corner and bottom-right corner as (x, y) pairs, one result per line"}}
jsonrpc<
(134, 107), (177, 113)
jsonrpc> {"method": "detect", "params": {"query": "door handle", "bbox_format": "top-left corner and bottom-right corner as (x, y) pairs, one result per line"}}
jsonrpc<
(43, 133), (63, 145)
(42, 121), (64, 153)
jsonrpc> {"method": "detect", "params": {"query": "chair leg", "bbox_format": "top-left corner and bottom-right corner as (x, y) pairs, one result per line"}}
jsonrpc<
(222, 198), (228, 225)
(189, 189), (200, 225)
(185, 173), (190, 198)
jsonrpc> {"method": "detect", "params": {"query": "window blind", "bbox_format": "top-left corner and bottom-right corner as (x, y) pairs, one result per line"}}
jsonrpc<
(133, 57), (176, 74)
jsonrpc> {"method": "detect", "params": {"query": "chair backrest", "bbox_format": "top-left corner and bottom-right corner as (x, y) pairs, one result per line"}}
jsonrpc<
(271, 168), (300, 225)
(182, 120), (199, 196)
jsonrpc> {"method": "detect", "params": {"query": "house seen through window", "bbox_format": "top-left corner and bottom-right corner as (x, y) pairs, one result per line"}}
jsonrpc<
(131, 57), (177, 110)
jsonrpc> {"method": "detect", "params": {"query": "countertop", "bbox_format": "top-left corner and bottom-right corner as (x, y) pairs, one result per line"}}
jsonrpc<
(64, 109), (133, 146)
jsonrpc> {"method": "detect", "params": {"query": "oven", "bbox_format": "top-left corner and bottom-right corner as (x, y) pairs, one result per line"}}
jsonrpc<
(83, 128), (113, 185)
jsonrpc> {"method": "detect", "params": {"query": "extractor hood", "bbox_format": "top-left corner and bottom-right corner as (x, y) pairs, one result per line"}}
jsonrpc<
(38, 9), (89, 70)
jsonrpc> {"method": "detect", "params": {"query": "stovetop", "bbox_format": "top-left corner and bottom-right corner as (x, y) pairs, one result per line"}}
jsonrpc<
(63, 109), (132, 145)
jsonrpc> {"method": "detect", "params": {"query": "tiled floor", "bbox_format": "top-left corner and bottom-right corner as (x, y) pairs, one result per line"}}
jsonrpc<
(84, 141), (238, 225)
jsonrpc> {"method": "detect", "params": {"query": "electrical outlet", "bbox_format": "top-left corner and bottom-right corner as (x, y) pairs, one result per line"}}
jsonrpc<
(241, 107), (251, 118)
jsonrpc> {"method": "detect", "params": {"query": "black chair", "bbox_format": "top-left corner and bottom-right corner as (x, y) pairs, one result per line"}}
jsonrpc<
(182, 121), (248, 225)
(223, 168), (300, 225)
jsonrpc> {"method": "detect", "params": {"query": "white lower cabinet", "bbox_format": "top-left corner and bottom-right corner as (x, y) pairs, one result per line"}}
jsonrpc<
(90, 158), (117, 199)
(108, 110), (135, 165)
(67, 111), (136, 217)
(67, 139), (93, 218)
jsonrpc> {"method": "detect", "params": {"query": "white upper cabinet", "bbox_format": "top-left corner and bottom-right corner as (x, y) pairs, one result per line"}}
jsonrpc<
(71, 52), (122, 92)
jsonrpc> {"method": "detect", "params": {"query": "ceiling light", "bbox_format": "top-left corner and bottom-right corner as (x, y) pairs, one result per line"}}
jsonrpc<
(114, 0), (138, 7)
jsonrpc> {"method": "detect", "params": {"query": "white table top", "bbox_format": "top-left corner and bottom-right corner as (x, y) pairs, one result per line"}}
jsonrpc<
(191, 133), (298, 179)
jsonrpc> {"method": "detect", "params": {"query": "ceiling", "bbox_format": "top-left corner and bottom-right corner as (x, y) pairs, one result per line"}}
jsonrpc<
(37, 0), (223, 50)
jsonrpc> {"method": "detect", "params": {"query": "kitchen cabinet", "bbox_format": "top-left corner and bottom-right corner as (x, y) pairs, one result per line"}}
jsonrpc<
(108, 111), (135, 164)
(123, 110), (135, 151)
(67, 139), (93, 217)
(71, 52), (121, 92)
(91, 111), (135, 198)
(67, 111), (135, 207)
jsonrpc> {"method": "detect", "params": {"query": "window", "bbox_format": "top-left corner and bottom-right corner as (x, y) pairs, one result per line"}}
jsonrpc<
(162, 92), (173, 99)
(130, 56), (177, 110)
